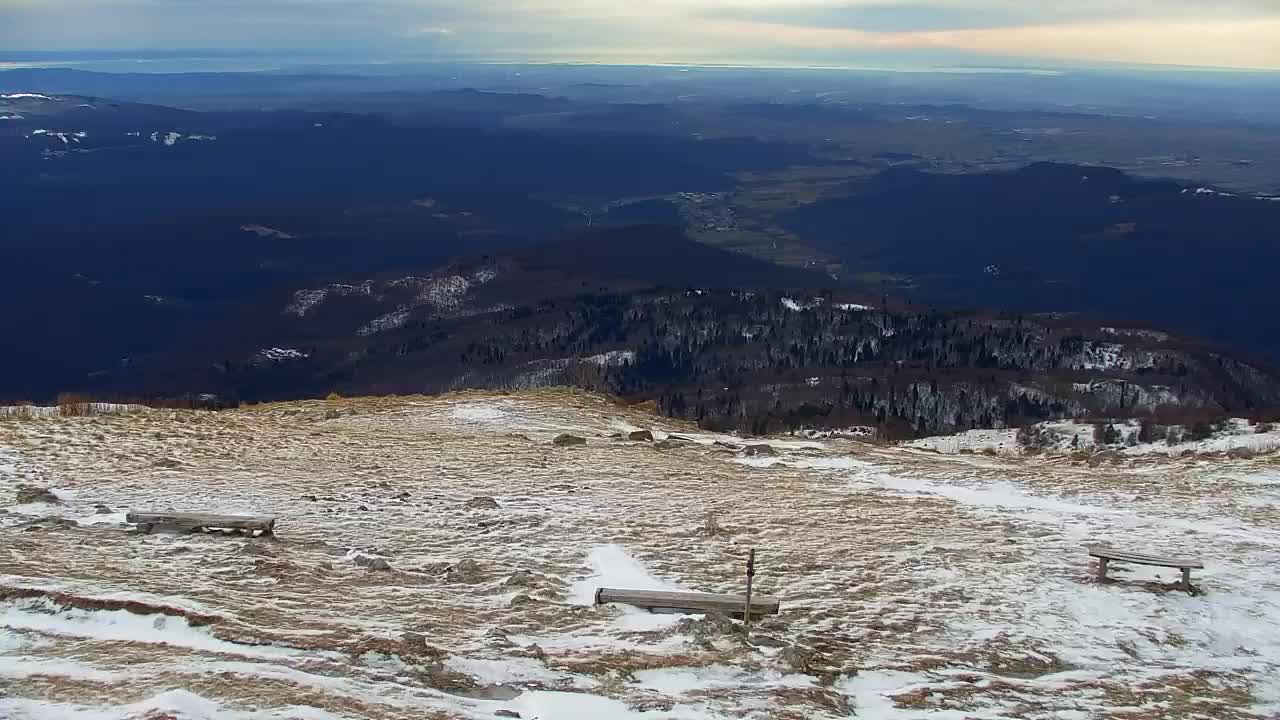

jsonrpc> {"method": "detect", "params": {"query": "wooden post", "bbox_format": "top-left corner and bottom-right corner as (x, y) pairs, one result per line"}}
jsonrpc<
(1181, 567), (1192, 592)
(1096, 557), (1109, 583)
(744, 548), (756, 631)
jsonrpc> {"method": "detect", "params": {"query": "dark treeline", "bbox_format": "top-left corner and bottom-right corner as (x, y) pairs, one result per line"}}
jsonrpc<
(347, 289), (1280, 438)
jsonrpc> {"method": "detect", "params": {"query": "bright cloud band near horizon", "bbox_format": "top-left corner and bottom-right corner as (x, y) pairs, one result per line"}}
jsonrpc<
(2, 0), (1280, 70)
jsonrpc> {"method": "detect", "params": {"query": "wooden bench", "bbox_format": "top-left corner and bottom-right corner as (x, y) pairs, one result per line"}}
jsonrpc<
(594, 588), (780, 619)
(1088, 545), (1203, 591)
(126, 512), (276, 537)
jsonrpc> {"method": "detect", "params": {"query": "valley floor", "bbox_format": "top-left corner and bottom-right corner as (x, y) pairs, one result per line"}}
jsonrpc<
(1, 390), (1278, 719)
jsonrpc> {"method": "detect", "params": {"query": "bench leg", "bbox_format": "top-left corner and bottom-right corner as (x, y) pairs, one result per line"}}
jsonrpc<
(1181, 568), (1192, 593)
(1096, 558), (1109, 583)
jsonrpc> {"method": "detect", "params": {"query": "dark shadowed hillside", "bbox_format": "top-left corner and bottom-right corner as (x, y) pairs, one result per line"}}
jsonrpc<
(782, 162), (1280, 360)
(50, 227), (1280, 438)
(514, 226), (831, 289)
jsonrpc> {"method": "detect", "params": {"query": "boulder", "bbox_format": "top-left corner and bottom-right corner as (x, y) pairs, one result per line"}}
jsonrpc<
(552, 434), (587, 447)
(446, 558), (485, 583)
(503, 570), (537, 587)
(677, 611), (747, 650)
(238, 543), (277, 557)
(628, 430), (655, 442)
(465, 496), (501, 510)
(485, 627), (515, 647)
(15, 486), (59, 504)
(352, 554), (392, 571)
(93, 504), (113, 514)
(495, 711), (522, 718)
(324, 408), (341, 420)
(780, 645), (821, 674)
(743, 444), (777, 457)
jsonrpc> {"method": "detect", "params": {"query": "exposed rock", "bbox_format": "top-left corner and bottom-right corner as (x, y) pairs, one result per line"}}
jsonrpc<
(495, 711), (522, 718)
(630, 698), (674, 713)
(352, 554), (392, 571)
(628, 430), (655, 442)
(465, 496), (501, 510)
(419, 666), (480, 694)
(153, 457), (182, 469)
(94, 504), (113, 514)
(237, 543), (276, 557)
(502, 570), (537, 587)
(781, 645), (821, 674)
(484, 627), (515, 647)
(750, 634), (789, 648)
(324, 408), (341, 420)
(743, 444), (776, 457)
(18, 516), (78, 531)
(15, 486), (60, 504)
(678, 611), (746, 647)
(446, 559), (485, 583)
(552, 434), (587, 447)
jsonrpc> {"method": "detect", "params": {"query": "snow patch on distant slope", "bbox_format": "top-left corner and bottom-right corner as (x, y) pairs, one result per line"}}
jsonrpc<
(585, 350), (635, 367)
(356, 307), (411, 336)
(240, 224), (294, 240)
(1100, 326), (1170, 342)
(257, 348), (309, 363)
(285, 281), (374, 317)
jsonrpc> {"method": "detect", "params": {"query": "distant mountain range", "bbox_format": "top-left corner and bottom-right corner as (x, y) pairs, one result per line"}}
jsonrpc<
(4, 86), (1280, 435)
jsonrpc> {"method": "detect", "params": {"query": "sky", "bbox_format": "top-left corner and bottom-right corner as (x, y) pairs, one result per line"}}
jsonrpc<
(3, 0), (1280, 71)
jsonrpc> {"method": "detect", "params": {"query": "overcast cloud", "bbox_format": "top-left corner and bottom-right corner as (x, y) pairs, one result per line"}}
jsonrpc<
(2, 0), (1279, 69)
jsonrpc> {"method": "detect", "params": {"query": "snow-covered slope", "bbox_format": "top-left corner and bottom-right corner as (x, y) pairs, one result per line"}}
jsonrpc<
(2, 391), (1278, 719)
(912, 418), (1280, 458)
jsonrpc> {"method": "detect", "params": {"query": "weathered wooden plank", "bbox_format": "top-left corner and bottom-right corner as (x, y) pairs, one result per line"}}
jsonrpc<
(594, 588), (780, 616)
(1087, 546), (1203, 569)
(126, 512), (276, 533)
(1088, 546), (1198, 563)
(1091, 552), (1202, 569)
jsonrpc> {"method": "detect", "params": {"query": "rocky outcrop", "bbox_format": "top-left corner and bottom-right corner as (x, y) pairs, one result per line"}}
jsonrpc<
(464, 496), (500, 510)
(15, 486), (59, 504)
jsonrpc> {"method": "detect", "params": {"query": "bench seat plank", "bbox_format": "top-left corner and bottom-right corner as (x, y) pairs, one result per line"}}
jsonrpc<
(126, 512), (276, 532)
(1087, 546), (1203, 569)
(595, 588), (780, 616)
